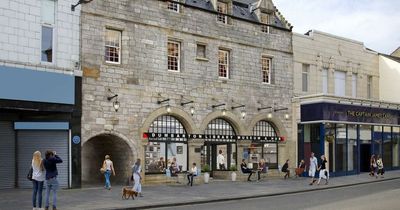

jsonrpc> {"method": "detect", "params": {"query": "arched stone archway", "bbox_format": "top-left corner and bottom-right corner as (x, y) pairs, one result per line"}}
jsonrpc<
(199, 110), (245, 135)
(82, 133), (135, 186)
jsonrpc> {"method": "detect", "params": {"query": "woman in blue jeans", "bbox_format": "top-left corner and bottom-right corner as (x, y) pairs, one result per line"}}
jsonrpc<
(102, 155), (115, 190)
(32, 151), (45, 210)
(43, 150), (62, 210)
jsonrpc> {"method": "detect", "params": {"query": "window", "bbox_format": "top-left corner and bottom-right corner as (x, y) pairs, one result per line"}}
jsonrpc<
(352, 73), (357, 97)
(367, 75), (372, 99)
(196, 44), (206, 59)
(218, 49), (229, 78)
(322, 68), (328, 94)
(252, 121), (279, 169)
(261, 56), (271, 84)
(217, 2), (228, 24)
(41, 0), (55, 63)
(105, 29), (121, 64)
(302, 64), (309, 92)
(260, 13), (269, 33)
(167, 1), (179, 12)
(168, 40), (180, 71)
(334, 70), (346, 96)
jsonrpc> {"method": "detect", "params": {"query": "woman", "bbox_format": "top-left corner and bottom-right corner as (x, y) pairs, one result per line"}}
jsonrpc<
(102, 155), (115, 190)
(187, 162), (198, 186)
(257, 159), (267, 181)
(32, 151), (45, 210)
(132, 159), (143, 197)
(317, 155), (329, 185)
(376, 155), (384, 178)
(281, 159), (290, 179)
(370, 155), (377, 178)
(295, 159), (305, 177)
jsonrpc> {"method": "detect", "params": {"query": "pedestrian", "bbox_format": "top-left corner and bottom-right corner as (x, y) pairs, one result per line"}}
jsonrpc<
(309, 152), (318, 185)
(102, 155), (115, 190)
(43, 150), (62, 210)
(32, 151), (45, 210)
(295, 159), (305, 177)
(317, 155), (329, 185)
(282, 159), (290, 179)
(240, 159), (253, 181)
(370, 154), (377, 178)
(217, 150), (226, 170)
(187, 162), (198, 186)
(132, 158), (143, 197)
(376, 155), (384, 178)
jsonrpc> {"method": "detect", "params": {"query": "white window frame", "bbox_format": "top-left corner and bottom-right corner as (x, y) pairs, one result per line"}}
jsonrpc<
(167, 1), (180, 13)
(322, 68), (328, 94)
(302, 64), (309, 92)
(218, 49), (229, 78)
(261, 56), (271, 84)
(105, 29), (122, 64)
(260, 13), (269, 34)
(217, 2), (228, 24)
(352, 73), (357, 98)
(367, 75), (372, 99)
(167, 40), (181, 72)
(41, 0), (56, 64)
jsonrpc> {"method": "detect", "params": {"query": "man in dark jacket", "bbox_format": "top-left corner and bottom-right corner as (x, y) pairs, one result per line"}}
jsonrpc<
(43, 150), (62, 210)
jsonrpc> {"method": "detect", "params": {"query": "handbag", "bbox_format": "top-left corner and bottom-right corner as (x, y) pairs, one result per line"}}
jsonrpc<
(100, 161), (106, 173)
(27, 167), (33, 181)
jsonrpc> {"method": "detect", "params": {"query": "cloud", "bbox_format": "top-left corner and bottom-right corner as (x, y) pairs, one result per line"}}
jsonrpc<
(274, 0), (400, 54)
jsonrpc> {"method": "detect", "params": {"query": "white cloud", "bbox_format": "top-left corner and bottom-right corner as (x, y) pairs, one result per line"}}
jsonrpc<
(274, 0), (400, 54)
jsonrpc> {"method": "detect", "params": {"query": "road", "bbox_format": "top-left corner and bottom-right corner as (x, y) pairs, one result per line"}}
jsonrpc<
(154, 179), (400, 210)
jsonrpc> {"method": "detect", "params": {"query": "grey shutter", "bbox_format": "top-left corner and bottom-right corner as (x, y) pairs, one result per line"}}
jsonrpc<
(0, 122), (15, 189)
(17, 130), (69, 188)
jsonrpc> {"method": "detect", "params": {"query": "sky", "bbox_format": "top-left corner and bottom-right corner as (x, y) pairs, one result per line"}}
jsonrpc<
(273, 0), (400, 54)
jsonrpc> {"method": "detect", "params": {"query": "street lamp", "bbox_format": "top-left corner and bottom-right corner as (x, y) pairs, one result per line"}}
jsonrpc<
(71, 0), (93, 11)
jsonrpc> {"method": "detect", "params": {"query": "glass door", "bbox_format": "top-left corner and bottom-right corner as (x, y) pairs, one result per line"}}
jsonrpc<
(335, 124), (347, 176)
(393, 127), (400, 169)
(347, 124), (358, 174)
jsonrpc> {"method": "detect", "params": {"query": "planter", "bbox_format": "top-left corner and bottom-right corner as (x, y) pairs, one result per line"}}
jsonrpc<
(231, 171), (237, 181)
(204, 172), (210, 184)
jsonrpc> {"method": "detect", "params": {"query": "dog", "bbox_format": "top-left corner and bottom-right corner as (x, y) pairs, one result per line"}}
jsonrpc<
(122, 187), (138, 200)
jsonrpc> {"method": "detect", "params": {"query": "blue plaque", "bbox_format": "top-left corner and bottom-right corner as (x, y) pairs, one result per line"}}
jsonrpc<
(72, 135), (81, 144)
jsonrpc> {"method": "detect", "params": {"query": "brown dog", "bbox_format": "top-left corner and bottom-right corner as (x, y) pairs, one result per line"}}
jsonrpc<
(122, 187), (138, 200)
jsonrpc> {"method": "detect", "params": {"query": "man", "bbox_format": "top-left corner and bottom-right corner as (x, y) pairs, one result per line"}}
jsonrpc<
(309, 152), (318, 185)
(217, 150), (226, 170)
(240, 159), (253, 181)
(43, 150), (62, 210)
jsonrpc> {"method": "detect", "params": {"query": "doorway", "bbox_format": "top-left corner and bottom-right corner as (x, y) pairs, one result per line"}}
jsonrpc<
(360, 144), (371, 172)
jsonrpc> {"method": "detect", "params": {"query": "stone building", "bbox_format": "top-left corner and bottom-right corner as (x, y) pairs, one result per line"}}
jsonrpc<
(81, 0), (293, 184)
(292, 30), (400, 177)
(0, 0), (82, 189)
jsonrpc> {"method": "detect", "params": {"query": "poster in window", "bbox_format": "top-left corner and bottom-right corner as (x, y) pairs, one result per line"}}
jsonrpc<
(177, 146), (183, 154)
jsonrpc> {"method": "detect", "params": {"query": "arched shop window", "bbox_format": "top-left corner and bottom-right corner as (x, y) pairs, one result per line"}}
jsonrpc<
(146, 115), (187, 174)
(202, 118), (237, 171)
(250, 121), (279, 169)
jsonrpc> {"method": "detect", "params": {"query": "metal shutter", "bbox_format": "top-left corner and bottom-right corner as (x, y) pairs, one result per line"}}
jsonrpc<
(17, 130), (69, 188)
(0, 122), (15, 189)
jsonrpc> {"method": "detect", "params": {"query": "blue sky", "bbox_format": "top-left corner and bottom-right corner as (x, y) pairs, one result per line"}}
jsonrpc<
(274, 0), (400, 54)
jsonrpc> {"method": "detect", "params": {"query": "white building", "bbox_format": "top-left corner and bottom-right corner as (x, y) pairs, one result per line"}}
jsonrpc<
(0, 0), (82, 189)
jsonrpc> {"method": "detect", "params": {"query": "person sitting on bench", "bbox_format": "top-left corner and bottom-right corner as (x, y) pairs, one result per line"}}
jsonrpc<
(295, 159), (305, 177)
(282, 159), (290, 179)
(169, 162), (180, 183)
(241, 159), (253, 181)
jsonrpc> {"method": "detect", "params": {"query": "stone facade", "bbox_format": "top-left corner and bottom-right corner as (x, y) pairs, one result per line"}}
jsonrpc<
(379, 55), (400, 103)
(81, 0), (293, 183)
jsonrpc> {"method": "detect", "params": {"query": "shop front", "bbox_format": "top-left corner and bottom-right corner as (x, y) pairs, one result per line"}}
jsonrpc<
(298, 102), (400, 177)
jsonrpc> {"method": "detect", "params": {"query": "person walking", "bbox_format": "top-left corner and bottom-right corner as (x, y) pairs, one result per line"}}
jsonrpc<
(132, 159), (143, 197)
(31, 151), (45, 210)
(187, 162), (198, 186)
(282, 159), (290, 179)
(217, 150), (226, 170)
(43, 150), (62, 210)
(376, 155), (384, 178)
(309, 152), (318, 185)
(317, 155), (329, 185)
(370, 154), (377, 178)
(102, 155), (115, 190)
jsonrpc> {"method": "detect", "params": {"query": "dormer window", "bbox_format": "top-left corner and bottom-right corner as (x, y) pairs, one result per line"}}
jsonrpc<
(217, 2), (228, 24)
(167, 1), (180, 13)
(260, 13), (269, 33)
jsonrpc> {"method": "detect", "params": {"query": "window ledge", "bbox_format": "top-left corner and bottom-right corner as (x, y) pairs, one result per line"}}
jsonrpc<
(195, 57), (208, 62)
(104, 61), (121, 66)
(168, 69), (180, 73)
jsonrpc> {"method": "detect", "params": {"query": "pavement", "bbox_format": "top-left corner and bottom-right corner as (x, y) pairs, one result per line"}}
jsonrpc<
(1, 170), (399, 210)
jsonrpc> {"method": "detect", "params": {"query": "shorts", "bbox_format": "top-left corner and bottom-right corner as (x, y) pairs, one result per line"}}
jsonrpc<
(309, 168), (316, 177)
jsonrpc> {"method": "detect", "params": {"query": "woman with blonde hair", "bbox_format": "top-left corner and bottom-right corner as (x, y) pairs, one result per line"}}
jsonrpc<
(102, 155), (115, 190)
(31, 151), (45, 210)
